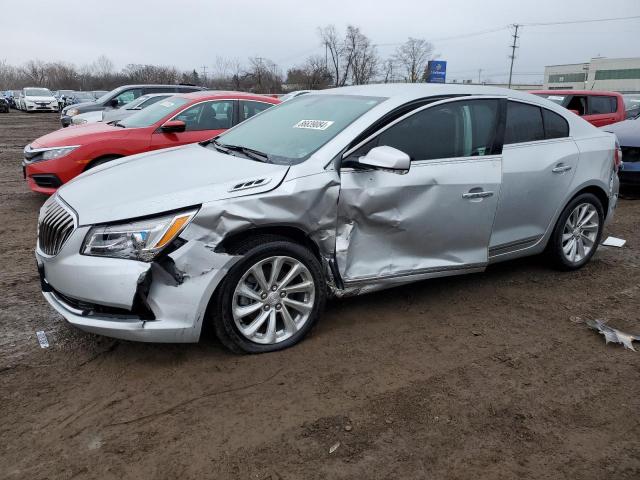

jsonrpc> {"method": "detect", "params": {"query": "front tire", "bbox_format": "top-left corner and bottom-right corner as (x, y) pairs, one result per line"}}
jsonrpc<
(211, 236), (326, 353)
(548, 193), (604, 270)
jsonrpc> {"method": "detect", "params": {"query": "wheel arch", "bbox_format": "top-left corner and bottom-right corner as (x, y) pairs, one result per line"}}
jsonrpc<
(83, 154), (124, 171)
(214, 225), (323, 262)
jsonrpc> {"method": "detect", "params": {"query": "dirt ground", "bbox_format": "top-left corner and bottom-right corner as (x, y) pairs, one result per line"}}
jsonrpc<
(0, 110), (639, 480)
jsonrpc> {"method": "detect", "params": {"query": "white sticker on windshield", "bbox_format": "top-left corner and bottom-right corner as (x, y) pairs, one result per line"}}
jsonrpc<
(548, 96), (565, 101)
(159, 101), (175, 107)
(293, 120), (334, 130)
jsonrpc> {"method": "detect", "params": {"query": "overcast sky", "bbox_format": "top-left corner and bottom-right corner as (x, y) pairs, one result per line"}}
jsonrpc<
(2, 0), (639, 84)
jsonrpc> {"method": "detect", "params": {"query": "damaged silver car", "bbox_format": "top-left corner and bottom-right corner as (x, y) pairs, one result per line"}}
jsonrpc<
(36, 84), (620, 353)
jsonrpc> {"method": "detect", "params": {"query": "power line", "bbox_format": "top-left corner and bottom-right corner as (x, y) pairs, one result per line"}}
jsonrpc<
(521, 15), (640, 27)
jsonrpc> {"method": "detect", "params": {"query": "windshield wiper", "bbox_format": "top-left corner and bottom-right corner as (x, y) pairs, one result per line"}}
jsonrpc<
(113, 121), (126, 128)
(211, 139), (270, 163)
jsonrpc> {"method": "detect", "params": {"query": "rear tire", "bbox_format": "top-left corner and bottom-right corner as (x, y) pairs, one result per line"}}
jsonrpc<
(211, 235), (326, 354)
(548, 193), (604, 270)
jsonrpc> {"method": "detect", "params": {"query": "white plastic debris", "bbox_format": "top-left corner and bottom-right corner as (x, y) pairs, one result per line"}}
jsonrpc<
(36, 331), (49, 348)
(329, 442), (340, 454)
(587, 319), (640, 351)
(602, 236), (626, 247)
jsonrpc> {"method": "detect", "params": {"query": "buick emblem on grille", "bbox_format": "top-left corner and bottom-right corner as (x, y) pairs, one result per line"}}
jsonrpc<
(38, 197), (76, 256)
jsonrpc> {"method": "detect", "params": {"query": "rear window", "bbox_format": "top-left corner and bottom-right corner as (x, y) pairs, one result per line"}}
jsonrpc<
(504, 101), (544, 144)
(534, 94), (566, 105)
(589, 96), (617, 115)
(542, 109), (569, 139)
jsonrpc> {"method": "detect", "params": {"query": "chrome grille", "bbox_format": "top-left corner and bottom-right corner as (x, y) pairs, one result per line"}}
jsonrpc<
(38, 197), (75, 256)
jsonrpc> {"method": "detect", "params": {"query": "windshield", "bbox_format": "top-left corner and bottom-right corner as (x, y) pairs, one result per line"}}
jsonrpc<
(119, 97), (189, 128)
(216, 94), (384, 164)
(94, 89), (118, 104)
(24, 88), (52, 97)
(533, 93), (566, 105)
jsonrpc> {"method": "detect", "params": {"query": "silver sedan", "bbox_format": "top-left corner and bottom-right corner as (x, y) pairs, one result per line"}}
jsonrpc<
(36, 84), (620, 352)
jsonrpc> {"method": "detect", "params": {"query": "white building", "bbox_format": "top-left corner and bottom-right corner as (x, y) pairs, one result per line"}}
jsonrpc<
(544, 57), (640, 93)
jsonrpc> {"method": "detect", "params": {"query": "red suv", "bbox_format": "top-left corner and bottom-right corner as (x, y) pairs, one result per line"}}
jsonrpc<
(23, 92), (280, 194)
(531, 90), (625, 127)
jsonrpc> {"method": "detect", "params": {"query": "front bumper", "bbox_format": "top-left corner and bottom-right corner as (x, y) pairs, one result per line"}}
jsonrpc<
(619, 163), (640, 186)
(36, 224), (238, 343)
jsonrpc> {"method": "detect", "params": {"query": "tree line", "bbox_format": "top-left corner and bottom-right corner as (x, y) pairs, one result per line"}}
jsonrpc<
(0, 25), (435, 93)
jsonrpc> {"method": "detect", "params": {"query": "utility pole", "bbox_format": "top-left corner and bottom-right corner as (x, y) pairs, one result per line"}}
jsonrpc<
(507, 24), (519, 89)
(200, 65), (208, 85)
(478, 68), (482, 84)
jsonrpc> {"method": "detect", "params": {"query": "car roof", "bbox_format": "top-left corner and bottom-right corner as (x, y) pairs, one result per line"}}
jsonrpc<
(531, 89), (622, 96)
(174, 90), (280, 103)
(312, 83), (544, 103)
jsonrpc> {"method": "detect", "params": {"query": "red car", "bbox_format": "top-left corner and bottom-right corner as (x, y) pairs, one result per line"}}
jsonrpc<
(23, 92), (280, 194)
(531, 90), (625, 127)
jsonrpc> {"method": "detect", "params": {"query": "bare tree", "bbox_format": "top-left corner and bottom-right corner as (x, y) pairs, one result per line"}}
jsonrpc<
(286, 55), (332, 90)
(393, 37), (434, 83)
(346, 26), (378, 85)
(20, 60), (48, 85)
(319, 25), (344, 87)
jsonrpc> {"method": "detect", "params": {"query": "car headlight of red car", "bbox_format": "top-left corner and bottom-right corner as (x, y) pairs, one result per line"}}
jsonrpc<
(41, 146), (79, 161)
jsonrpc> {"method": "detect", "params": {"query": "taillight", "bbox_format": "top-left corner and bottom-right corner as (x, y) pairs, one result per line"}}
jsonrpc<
(614, 139), (622, 172)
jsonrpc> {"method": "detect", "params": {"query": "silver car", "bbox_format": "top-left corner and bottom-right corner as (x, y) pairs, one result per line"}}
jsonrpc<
(36, 84), (620, 353)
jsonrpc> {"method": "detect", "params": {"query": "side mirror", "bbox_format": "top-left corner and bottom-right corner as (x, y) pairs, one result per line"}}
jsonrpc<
(108, 98), (119, 108)
(160, 119), (186, 133)
(357, 146), (410, 173)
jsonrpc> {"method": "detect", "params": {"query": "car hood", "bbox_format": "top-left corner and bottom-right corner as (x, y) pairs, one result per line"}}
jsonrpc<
(25, 96), (56, 102)
(601, 119), (640, 147)
(30, 122), (127, 148)
(64, 101), (101, 113)
(58, 143), (290, 225)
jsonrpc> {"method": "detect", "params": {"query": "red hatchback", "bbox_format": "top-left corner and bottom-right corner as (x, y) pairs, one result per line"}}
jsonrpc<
(23, 91), (280, 194)
(531, 90), (625, 128)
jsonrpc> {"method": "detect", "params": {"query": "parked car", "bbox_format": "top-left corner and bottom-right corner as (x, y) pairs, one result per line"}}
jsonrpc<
(71, 93), (174, 126)
(531, 90), (625, 127)
(0, 96), (9, 113)
(18, 87), (58, 112)
(622, 94), (640, 120)
(24, 92), (278, 193)
(10, 90), (21, 108)
(280, 90), (311, 101)
(602, 117), (640, 186)
(3, 90), (17, 108)
(33, 84), (619, 352)
(59, 84), (205, 127)
(67, 91), (95, 106)
(54, 90), (75, 109)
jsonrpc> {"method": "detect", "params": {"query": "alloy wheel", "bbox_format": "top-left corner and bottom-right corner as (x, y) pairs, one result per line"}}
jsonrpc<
(232, 255), (315, 345)
(561, 202), (599, 264)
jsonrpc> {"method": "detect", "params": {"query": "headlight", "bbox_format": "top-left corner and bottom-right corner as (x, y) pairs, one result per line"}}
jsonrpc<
(66, 108), (79, 116)
(82, 209), (197, 261)
(42, 146), (78, 160)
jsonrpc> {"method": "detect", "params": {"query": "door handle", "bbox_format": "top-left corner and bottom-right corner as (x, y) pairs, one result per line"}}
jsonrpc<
(552, 165), (572, 173)
(462, 190), (494, 199)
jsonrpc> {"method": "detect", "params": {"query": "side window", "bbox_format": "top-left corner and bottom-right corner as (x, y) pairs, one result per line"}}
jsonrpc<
(114, 89), (142, 106)
(504, 101), (544, 144)
(350, 99), (499, 161)
(566, 95), (587, 116)
(173, 100), (234, 131)
(240, 101), (273, 122)
(542, 109), (569, 139)
(589, 96), (617, 115)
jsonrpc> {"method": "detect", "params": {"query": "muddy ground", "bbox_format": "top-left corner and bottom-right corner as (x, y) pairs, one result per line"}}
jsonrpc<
(0, 111), (639, 479)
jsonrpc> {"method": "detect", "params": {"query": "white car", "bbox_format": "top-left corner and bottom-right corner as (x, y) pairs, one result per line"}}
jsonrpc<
(70, 111), (103, 126)
(19, 87), (58, 112)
